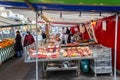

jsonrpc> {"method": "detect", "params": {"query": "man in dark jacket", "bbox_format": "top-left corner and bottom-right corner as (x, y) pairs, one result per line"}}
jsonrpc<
(15, 31), (23, 57)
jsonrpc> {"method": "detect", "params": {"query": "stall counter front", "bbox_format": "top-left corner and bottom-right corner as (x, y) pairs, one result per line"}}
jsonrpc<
(0, 38), (15, 64)
(24, 44), (95, 77)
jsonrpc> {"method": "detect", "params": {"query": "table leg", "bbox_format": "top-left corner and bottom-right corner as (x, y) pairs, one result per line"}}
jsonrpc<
(42, 62), (47, 78)
(76, 60), (80, 77)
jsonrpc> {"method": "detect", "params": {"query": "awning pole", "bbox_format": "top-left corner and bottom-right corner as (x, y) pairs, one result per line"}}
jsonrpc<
(35, 11), (39, 80)
(1, 28), (3, 40)
(13, 27), (16, 38)
(30, 24), (32, 32)
(114, 13), (119, 80)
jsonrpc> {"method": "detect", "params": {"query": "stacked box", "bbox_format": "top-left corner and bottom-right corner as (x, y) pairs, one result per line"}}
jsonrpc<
(90, 45), (112, 76)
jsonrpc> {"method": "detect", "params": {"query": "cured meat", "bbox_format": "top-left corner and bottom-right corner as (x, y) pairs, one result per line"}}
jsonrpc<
(66, 43), (79, 46)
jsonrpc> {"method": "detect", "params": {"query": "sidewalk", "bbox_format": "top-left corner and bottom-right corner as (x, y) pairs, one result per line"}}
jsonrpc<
(0, 56), (120, 80)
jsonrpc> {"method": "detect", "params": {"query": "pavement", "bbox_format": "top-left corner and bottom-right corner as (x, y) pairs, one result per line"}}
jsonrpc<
(0, 56), (120, 80)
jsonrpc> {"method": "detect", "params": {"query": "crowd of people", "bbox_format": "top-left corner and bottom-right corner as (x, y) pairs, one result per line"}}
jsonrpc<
(14, 30), (47, 57)
(61, 27), (81, 44)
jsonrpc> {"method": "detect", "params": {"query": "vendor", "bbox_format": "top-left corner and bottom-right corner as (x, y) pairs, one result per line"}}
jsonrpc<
(42, 31), (47, 45)
(61, 32), (65, 44)
(65, 27), (70, 43)
(67, 31), (73, 43)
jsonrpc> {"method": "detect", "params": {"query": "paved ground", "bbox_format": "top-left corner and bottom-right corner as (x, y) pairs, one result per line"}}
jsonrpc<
(0, 56), (120, 80)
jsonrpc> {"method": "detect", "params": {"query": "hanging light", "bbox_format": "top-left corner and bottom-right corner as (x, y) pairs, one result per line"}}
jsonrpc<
(99, 11), (102, 16)
(79, 12), (81, 17)
(60, 11), (62, 18)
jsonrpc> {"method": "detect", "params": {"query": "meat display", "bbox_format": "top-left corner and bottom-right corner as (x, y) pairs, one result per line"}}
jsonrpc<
(63, 47), (92, 57)
(28, 45), (92, 59)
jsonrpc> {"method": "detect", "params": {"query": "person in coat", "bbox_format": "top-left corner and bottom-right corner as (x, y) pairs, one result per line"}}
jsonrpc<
(15, 31), (23, 57)
(23, 31), (35, 47)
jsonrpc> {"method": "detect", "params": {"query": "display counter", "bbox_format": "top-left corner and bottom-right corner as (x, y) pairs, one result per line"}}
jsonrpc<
(24, 43), (95, 77)
(0, 38), (15, 64)
(25, 44), (94, 62)
(25, 44), (113, 77)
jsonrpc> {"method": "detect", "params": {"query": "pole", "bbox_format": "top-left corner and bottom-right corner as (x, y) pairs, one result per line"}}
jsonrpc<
(30, 24), (32, 32)
(114, 14), (118, 80)
(35, 11), (39, 80)
(1, 28), (3, 40)
(13, 27), (16, 38)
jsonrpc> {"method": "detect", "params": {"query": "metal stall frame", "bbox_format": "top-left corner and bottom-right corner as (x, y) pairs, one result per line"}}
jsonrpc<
(35, 11), (39, 80)
(33, 11), (119, 80)
(30, 10), (118, 80)
(114, 13), (119, 80)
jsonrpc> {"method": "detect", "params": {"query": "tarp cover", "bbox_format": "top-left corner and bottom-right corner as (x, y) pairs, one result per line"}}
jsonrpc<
(84, 16), (120, 70)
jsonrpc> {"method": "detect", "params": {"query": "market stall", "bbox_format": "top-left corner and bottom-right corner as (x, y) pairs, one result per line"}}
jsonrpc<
(0, 8), (30, 64)
(0, 38), (15, 64)
(25, 38), (95, 77)
(0, 1), (120, 80)
(30, 11), (116, 80)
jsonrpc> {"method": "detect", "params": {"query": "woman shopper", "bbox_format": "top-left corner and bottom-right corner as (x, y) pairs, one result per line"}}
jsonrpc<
(14, 31), (23, 57)
(62, 32), (66, 44)
(23, 31), (35, 47)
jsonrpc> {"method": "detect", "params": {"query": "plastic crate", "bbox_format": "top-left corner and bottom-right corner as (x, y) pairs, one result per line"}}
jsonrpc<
(91, 65), (112, 74)
(90, 45), (112, 75)
(92, 48), (111, 60)
(92, 48), (111, 55)
(91, 60), (111, 66)
(95, 66), (112, 74)
(94, 54), (111, 60)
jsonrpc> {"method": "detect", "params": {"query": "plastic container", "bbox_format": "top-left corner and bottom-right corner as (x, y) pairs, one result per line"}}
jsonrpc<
(80, 59), (90, 73)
